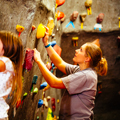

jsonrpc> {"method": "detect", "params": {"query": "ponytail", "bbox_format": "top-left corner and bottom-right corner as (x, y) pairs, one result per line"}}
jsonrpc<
(95, 57), (108, 76)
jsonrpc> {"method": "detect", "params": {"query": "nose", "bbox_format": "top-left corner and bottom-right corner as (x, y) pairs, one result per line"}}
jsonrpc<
(75, 49), (78, 53)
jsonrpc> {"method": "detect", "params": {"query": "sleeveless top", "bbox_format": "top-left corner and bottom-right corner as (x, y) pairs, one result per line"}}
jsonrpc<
(0, 56), (14, 119)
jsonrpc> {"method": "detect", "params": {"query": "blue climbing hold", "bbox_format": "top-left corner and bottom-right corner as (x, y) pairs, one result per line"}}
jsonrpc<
(40, 82), (47, 90)
(38, 99), (43, 108)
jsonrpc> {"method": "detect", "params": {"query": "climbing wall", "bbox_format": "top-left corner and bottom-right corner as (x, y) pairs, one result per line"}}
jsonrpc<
(0, 0), (62, 120)
(0, 0), (120, 120)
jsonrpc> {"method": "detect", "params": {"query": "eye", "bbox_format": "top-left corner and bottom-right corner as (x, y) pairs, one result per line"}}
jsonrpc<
(80, 48), (82, 52)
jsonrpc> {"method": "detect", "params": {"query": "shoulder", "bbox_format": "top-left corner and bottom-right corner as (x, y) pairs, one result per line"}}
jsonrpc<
(82, 68), (97, 82)
(66, 63), (80, 74)
(0, 56), (13, 71)
(0, 60), (5, 72)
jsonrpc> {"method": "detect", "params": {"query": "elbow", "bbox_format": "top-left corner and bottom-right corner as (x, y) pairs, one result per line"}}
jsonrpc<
(48, 77), (59, 88)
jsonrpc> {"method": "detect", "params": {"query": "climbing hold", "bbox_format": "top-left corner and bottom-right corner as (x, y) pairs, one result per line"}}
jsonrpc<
(32, 25), (36, 31)
(55, 11), (65, 30)
(56, 11), (65, 21)
(53, 44), (62, 56)
(16, 25), (24, 37)
(118, 17), (120, 28)
(60, 14), (66, 23)
(70, 11), (79, 22)
(43, 98), (48, 108)
(96, 13), (104, 24)
(37, 116), (39, 120)
(31, 75), (38, 92)
(53, 115), (57, 120)
(16, 98), (21, 109)
(32, 75), (38, 84)
(36, 23), (46, 39)
(56, 0), (65, 8)
(23, 48), (34, 71)
(79, 13), (87, 29)
(29, 25), (36, 36)
(33, 87), (38, 94)
(38, 99), (43, 108)
(23, 92), (27, 98)
(72, 37), (79, 47)
(49, 41), (56, 47)
(66, 11), (78, 28)
(94, 13), (104, 31)
(46, 108), (53, 120)
(85, 0), (92, 7)
(85, 0), (92, 15)
(40, 82), (47, 90)
(51, 98), (56, 112)
(47, 96), (51, 101)
(57, 99), (59, 103)
(47, 17), (55, 36)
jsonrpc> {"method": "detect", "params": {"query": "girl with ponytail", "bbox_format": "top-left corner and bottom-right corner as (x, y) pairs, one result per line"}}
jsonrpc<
(33, 27), (108, 120)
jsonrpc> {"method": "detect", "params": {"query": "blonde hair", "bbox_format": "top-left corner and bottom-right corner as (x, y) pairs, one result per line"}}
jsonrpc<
(85, 43), (108, 76)
(0, 31), (23, 105)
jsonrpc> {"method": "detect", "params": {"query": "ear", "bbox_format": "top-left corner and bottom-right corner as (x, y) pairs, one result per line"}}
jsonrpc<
(85, 56), (91, 62)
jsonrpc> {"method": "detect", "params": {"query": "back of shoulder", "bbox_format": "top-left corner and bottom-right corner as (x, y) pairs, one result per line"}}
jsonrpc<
(0, 56), (13, 71)
(0, 60), (5, 72)
(66, 63), (80, 74)
(82, 68), (97, 80)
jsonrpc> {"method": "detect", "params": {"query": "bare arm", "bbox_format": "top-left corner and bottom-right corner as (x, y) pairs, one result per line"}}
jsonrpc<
(0, 60), (5, 72)
(33, 48), (65, 89)
(43, 27), (67, 74)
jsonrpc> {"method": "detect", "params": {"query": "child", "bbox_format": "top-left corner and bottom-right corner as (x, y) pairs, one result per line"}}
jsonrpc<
(0, 31), (23, 120)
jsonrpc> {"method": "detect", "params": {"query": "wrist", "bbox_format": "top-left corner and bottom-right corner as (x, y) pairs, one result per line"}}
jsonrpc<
(44, 42), (49, 46)
(36, 59), (42, 64)
(45, 43), (51, 48)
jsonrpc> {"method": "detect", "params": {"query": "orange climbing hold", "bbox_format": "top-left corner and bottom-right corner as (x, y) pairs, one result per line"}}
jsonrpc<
(57, 11), (65, 21)
(56, 0), (65, 7)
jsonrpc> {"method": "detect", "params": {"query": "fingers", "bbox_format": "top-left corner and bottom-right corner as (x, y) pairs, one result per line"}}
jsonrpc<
(33, 48), (39, 55)
(44, 26), (49, 33)
(33, 48), (41, 62)
(44, 26), (49, 36)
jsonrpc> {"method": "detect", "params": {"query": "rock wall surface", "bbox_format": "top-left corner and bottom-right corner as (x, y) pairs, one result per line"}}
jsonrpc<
(0, 0), (62, 120)
(0, 0), (120, 120)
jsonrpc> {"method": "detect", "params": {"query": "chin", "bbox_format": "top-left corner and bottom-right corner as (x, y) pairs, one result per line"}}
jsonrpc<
(73, 58), (76, 62)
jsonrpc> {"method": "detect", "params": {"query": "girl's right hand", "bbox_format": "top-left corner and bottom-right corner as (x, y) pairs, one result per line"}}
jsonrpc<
(33, 48), (41, 63)
(42, 27), (49, 46)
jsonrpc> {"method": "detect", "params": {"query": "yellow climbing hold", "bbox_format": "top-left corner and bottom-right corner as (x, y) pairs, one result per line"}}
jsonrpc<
(16, 25), (24, 33)
(36, 23), (46, 39)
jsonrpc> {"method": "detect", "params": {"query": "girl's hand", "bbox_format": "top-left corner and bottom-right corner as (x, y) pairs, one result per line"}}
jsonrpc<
(42, 27), (49, 46)
(33, 48), (41, 63)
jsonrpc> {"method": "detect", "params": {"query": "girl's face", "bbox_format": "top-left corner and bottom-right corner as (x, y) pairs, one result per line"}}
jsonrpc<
(0, 39), (4, 56)
(73, 44), (87, 64)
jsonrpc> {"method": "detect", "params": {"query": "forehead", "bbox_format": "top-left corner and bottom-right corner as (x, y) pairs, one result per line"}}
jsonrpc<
(80, 43), (87, 49)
